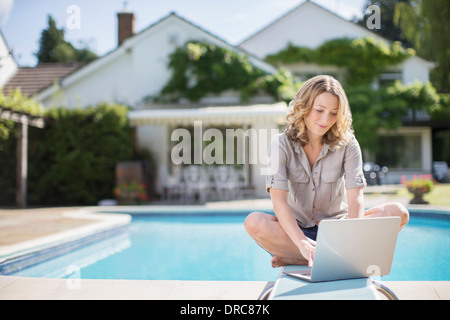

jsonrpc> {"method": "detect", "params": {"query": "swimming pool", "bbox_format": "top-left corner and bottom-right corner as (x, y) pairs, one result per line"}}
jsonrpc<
(6, 209), (450, 281)
(382, 211), (450, 281)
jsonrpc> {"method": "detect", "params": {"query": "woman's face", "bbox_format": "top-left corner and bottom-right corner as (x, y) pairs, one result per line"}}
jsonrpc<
(304, 92), (339, 140)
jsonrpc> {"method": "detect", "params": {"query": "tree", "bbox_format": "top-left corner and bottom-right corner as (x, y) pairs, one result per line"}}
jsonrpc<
(36, 15), (97, 64)
(346, 81), (439, 152)
(394, 0), (450, 92)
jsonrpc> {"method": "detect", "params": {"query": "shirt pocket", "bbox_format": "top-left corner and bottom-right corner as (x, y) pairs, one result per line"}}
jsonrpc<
(286, 167), (310, 198)
(321, 168), (344, 202)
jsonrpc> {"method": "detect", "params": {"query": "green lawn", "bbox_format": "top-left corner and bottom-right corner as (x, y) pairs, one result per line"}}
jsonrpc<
(397, 183), (450, 206)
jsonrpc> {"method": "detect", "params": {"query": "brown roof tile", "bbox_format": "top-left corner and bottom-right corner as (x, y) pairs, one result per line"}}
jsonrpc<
(2, 62), (84, 97)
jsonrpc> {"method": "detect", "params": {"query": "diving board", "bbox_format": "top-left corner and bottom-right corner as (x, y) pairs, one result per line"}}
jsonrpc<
(268, 265), (381, 300)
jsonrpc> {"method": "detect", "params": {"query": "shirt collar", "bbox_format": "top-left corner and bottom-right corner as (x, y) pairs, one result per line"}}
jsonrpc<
(289, 139), (302, 155)
(289, 138), (336, 155)
(323, 143), (336, 153)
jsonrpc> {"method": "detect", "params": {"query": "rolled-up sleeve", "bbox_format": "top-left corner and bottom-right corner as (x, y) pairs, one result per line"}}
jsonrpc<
(343, 137), (367, 189)
(266, 134), (289, 193)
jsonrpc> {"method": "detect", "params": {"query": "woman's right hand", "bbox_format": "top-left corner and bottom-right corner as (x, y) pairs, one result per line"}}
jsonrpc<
(298, 239), (316, 267)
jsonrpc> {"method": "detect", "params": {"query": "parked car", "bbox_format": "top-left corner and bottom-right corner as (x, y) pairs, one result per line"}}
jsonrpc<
(433, 161), (450, 183)
(363, 162), (389, 186)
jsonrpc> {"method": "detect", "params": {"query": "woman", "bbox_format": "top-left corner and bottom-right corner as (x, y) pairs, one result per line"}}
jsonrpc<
(244, 75), (409, 268)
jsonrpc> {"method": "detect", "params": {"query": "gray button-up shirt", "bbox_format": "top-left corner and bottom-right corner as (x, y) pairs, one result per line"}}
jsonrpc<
(266, 132), (367, 228)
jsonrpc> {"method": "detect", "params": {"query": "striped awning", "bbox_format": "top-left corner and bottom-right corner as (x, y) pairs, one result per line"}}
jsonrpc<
(128, 102), (288, 127)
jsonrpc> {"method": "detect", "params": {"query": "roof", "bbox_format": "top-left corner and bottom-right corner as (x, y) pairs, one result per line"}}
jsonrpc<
(3, 63), (84, 97)
(239, 0), (382, 47)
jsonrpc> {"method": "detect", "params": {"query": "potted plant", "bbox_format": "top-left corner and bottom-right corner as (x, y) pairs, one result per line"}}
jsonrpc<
(114, 182), (148, 204)
(402, 174), (434, 204)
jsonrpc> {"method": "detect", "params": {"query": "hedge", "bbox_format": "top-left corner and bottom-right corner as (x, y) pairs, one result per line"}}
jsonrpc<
(0, 102), (138, 206)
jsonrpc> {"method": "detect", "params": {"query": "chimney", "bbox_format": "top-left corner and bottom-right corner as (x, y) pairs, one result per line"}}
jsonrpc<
(117, 7), (135, 46)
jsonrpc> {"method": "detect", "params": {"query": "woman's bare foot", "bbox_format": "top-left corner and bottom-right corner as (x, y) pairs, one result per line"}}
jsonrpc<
(271, 256), (308, 268)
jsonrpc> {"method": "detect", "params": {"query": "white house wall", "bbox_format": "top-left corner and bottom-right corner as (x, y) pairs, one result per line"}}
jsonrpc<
(74, 52), (130, 107)
(0, 32), (17, 88)
(401, 56), (432, 84)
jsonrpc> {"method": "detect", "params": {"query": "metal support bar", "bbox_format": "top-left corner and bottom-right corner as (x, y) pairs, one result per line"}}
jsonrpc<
(371, 279), (399, 300)
(258, 283), (274, 300)
(259, 280), (399, 300)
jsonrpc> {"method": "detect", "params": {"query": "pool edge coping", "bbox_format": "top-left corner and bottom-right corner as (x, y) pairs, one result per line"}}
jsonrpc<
(0, 275), (448, 300)
(0, 208), (131, 274)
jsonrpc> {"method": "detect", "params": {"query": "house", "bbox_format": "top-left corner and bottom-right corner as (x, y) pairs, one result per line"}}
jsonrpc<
(21, 10), (283, 198)
(239, 0), (438, 184)
(0, 29), (18, 88)
(3, 1), (441, 195)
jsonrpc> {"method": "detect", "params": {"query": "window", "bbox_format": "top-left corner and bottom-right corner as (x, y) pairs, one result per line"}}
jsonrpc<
(378, 72), (402, 88)
(376, 134), (422, 169)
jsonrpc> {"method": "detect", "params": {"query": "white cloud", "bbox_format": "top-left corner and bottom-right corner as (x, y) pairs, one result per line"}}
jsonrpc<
(0, 0), (14, 26)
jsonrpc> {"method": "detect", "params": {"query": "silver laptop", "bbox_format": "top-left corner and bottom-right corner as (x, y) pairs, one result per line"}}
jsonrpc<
(283, 217), (401, 282)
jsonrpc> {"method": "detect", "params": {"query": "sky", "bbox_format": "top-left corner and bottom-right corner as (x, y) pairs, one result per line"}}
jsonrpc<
(1, 0), (366, 67)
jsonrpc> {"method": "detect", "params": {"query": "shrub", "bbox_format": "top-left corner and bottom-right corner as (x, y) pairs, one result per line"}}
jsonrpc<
(26, 103), (136, 206)
(0, 100), (139, 206)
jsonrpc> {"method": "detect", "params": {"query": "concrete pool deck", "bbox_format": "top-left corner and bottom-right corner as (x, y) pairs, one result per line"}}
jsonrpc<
(1, 275), (448, 300)
(1, 188), (449, 300)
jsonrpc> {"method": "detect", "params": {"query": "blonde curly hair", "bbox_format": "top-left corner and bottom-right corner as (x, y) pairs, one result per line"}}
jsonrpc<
(285, 75), (354, 148)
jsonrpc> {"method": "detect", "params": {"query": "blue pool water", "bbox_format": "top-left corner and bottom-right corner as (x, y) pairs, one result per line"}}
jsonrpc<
(9, 211), (450, 281)
(382, 214), (450, 281)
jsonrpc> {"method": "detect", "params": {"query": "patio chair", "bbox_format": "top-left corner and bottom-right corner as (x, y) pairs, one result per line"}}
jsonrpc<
(163, 171), (185, 202)
(182, 165), (209, 203)
(234, 168), (246, 199)
(433, 161), (450, 182)
(212, 166), (240, 201)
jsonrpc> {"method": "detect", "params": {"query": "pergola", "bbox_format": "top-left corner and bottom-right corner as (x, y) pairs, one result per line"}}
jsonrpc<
(0, 106), (45, 208)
